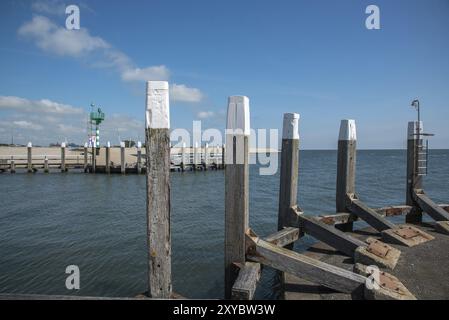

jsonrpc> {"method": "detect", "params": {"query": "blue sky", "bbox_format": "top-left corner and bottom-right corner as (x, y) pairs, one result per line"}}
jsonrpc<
(0, 0), (448, 148)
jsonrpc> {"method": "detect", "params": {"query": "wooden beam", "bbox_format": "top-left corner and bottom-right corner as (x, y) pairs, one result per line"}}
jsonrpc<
(297, 209), (366, 257)
(265, 227), (300, 247)
(231, 262), (261, 300)
(347, 196), (396, 231)
(246, 230), (366, 295)
(414, 191), (449, 221)
(145, 80), (172, 298)
(225, 95), (250, 299)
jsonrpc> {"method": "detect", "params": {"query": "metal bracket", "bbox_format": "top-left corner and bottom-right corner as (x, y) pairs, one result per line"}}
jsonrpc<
(366, 240), (390, 258)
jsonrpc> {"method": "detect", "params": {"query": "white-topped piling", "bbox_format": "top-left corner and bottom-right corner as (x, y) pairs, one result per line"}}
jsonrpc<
(61, 142), (66, 172)
(136, 141), (142, 174)
(27, 142), (32, 173)
(106, 141), (111, 174)
(120, 141), (126, 174)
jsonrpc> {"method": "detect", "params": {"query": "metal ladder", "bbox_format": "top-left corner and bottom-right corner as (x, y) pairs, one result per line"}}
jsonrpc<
(416, 139), (429, 176)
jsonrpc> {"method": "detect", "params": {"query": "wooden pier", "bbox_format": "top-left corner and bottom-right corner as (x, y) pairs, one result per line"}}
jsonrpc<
(1, 81), (448, 301)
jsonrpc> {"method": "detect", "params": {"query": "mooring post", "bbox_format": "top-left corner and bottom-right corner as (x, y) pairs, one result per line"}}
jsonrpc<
(105, 141), (111, 174)
(61, 142), (66, 172)
(204, 143), (209, 170)
(120, 141), (126, 174)
(44, 156), (49, 173)
(194, 142), (199, 170)
(10, 156), (15, 173)
(181, 142), (186, 172)
(278, 113), (300, 238)
(137, 141), (142, 174)
(336, 119), (357, 232)
(83, 142), (88, 173)
(91, 144), (96, 174)
(224, 95), (250, 299)
(406, 121), (423, 223)
(27, 142), (32, 173)
(145, 80), (172, 298)
(222, 144), (225, 169)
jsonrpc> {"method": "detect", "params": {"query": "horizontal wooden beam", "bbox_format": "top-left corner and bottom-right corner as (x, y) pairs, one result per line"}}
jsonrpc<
(347, 197), (396, 231)
(246, 230), (367, 295)
(265, 227), (300, 247)
(231, 262), (261, 300)
(413, 192), (449, 221)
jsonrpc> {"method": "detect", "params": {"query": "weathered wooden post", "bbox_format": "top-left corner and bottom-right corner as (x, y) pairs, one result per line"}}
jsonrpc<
(105, 141), (111, 174)
(406, 121), (423, 223)
(145, 80), (172, 298)
(120, 141), (126, 174)
(83, 142), (88, 173)
(204, 143), (209, 170)
(61, 142), (66, 172)
(222, 144), (225, 169)
(194, 142), (199, 171)
(44, 156), (49, 173)
(91, 143), (96, 174)
(224, 95), (250, 299)
(336, 120), (357, 231)
(181, 142), (186, 172)
(278, 113), (300, 240)
(27, 142), (32, 173)
(136, 141), (142, 174)
(10, 156), (15, 173)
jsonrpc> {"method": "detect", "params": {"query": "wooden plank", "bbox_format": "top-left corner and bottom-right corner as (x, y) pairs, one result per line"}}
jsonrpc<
(348, 197), (396, 231)
(145, 80), (172, 298)
(246, 231), (366, 295)
(278, 113), (300, 232)
(414, 192), (449, 221)
(336, 120), (357, 231)
(224, 95), (250, 299)
(298, 211), (366, 257)
(231, 262), (261, 300)
(265, 227), (300, 247)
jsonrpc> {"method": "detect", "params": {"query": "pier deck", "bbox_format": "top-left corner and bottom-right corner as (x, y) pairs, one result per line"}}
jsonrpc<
(284, 222), (449, 300)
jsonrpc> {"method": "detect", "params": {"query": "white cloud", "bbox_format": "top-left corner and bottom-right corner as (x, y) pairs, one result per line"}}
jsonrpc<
(171, 84), (203, 102)
(121, 66), (170, 82)
(197, 111), (215, 119)
(18, 15), (109, 57)
(0, 95), (83, 114)
(13, 120), (43, 130)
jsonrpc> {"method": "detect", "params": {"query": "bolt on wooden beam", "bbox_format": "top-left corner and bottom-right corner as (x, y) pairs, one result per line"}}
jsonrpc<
(145, 80), (172, 298)
(224, 95), (250, 299)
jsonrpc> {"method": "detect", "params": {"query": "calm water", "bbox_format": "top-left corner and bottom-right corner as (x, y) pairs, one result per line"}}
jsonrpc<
(1, 150), (448, 299)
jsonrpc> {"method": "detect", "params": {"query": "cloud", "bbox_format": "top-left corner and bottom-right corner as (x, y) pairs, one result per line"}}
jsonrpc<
(31, 0), (68, 16)
(121, 66), (170, 82)
(0, 95), (83, 114)
(18, 15), (204, 103)
(18, 15), (109, 57)
(171, 84), (203, 102)
(13, 120), (43, 130)
(197, 111), (215, 119)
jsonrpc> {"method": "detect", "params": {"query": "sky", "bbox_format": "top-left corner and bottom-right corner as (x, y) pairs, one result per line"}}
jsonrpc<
(0, 0), (448, 149)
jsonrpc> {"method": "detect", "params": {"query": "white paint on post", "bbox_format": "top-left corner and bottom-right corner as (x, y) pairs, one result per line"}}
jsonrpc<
(27, 142), (32, 148)
(107, 141), (111, 148)
(339, 119), (357, 141)
(282, 113), (300, 140)
(137, 141), (142, 148)
(408, 121), (423, 140)
(226, 96), (250, 165)
(146, 81), (170, 129)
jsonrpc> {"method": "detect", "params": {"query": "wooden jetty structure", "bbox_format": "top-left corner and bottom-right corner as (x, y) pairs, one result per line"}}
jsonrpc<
(1, 82), (449, 301)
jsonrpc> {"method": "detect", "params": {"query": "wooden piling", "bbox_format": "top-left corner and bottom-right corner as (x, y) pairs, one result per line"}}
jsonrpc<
(27, 142), (32, 173)
(44, 156), (49, 173)
(204, 143), (209, 170)
(91, 145), (96, 174)
(336, 120), (357, 231)
(10, 156), (15, 173)
(61, 142), (66, 172)
(222, 144), (225, 169)
(83, 143), (88, 173)
(224, 95), (250, 299)
(145, 80), (172, 298)
(406, 121), (423, 223)
(181, 142), (186, 172)
(278, 113), (300, 234)
(136, 141), (142, 174)
(120, 142), (125, 174)
(106, 142), (111, 174)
